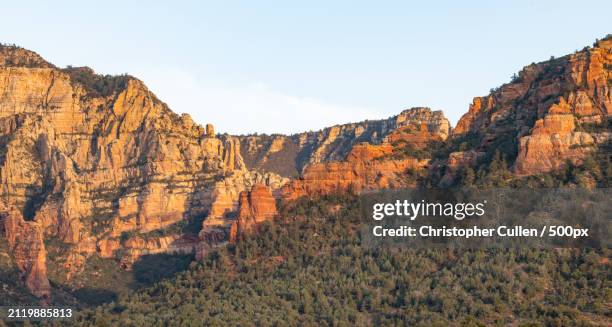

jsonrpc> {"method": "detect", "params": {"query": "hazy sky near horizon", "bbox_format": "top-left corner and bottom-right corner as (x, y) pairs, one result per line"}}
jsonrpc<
(1, 1), (610, 134)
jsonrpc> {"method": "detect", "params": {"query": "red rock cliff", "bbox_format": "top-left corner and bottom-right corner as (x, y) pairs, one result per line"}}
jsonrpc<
(229, 184), (277, 243)
(1, 206), (51, 299)
(280, 108), (450, 200)
(451, 37), (611, 176)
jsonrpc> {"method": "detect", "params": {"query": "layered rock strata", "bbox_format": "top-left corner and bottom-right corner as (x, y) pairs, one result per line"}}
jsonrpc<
(281, 109), (451, 200)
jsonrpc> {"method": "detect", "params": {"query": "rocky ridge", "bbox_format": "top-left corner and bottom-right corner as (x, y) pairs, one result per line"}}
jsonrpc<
(238, 107), (450, 176)
(0, 45), (286, 297)
(0, 36), (610, 300)
(447, 37), (611, 181)
(280, 110), (449, 200)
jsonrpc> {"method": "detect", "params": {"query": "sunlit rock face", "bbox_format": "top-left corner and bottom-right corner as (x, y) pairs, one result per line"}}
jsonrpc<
(1, 206), (51, 299)
(228, 184), (278, 243)
(452, 38), (611, 176)
(281, 108), (450, 200)
(0, 45), (281, 296)
(238, 107), (450, 177)
(0, 37), (609, 300)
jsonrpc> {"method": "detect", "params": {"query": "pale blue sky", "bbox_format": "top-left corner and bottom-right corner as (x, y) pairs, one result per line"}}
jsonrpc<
(1, 1), (610, 134)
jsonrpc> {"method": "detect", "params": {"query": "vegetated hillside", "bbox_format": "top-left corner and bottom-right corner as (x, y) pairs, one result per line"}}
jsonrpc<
(68, 37), (610, 326)
(0, 43), (54, 68)
(74, 194), (610, 326)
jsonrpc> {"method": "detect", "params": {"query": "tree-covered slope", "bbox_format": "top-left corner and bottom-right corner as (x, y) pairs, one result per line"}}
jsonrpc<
(73, 194), (611, 326)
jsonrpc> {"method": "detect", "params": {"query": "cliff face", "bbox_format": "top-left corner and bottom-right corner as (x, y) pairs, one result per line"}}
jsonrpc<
(0, 46), (286, 297)
(281, 144), (427, 200)
(228, 184), (277, 243)
(514, 99), (597, 175)
(450, 38), (611, 178)
(196, 169), (287, 259)
(238, 108), (450, 177)
(1, 206), (50, 299)
(0, 37), (609, 300)
(281, 109), (449, 200)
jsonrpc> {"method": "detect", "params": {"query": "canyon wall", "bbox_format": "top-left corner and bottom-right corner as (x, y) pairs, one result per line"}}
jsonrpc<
(0, 36), (610, 299)
(238, 107), (450, 176)
(0, 45), (286, 297)
(449, 38), (610, 179)
(281, 109), (450, 200)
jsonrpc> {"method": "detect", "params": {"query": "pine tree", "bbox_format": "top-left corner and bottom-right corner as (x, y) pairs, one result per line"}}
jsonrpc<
(461, 167), (476, 186)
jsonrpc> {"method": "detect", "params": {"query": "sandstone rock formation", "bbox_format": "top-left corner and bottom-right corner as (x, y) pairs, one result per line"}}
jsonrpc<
(0, 45), (277, 291)
(119, 234), (198, 268)
(197, 108), (449, 255)
(278, 108), (450, 200)
(0, 37), (609, 300)
(229, 184), (277, 243)
(281, 143), (429, 200)
(0, 44), (53, 68)
(238, 108), (450, 176)
(451, 37), (611, 176)
(206, 123), (215, 137)
(195, 170), (287, 259)
(515, 100), (596, 175)
(1, 206), (51, 299)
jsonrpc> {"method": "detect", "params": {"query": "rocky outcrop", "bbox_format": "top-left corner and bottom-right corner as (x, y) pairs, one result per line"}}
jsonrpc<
(195, 170), (287, 259)
(238, 108), (450, 176)
(0, 47), (252, 285)
(97, 238), (121, 258)
(514, 100), (596, 174)
(451, 37), (611, 176)
(96, 232), (198, 269)
(119, 234), (198, 268)
(205, 123), (215, 137)
(205, 170), (286, 221)
(229, 184), (277, 243)
(282, 143), (428, 200)
(1, 206), (51, 299)
(278, 108), (450, 200)
(0, 44), (53, 68)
